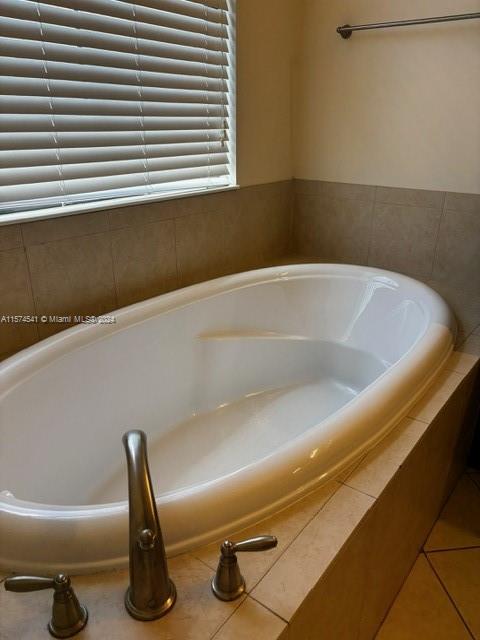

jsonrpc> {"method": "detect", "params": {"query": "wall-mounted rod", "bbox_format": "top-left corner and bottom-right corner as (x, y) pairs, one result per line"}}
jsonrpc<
(337, 12), (480, 39)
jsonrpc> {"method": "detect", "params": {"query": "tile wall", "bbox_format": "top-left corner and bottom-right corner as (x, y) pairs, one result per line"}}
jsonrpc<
(294, 181), (480, 342)
(0, 181), (293, 360)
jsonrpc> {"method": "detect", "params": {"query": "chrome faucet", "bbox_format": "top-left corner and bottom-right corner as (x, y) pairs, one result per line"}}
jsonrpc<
(122, 429), (176, 620)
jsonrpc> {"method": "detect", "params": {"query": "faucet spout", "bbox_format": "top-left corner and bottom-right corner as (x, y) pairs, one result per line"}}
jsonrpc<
(123, 429), (176, 620)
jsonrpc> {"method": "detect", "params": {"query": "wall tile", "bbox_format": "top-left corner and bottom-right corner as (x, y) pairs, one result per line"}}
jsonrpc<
(0, 248), (38, 357)
(294, 179), (375, 202)
(426, 279), (480, 337)
(111, 220), (177, 308)
(175, 210), (228, 287)
(295, 195), (373, 262)
(444, 192), (480, 214)
(375, 186), (445, 209)
(27, 233), (117, 338)
(432, 209), (480, 288)
(369, 203), (442, 278)
(108, 194), (206, 230)
(21, 211), (108, 246)
(0, 224), (22, 251)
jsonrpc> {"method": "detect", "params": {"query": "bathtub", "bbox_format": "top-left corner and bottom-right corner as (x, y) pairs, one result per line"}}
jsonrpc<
(0, 264), (455, 573)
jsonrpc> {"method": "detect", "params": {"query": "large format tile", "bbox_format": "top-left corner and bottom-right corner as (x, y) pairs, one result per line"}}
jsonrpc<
(0, 223), (22, 250)
(345, 418), (428, 498)
(444, 192), (480, 214)
(0, 248), (38, 357)
(251, 485), (374, 621)
(213, 597), (287, 640)
(0, 555), (243, 640)
(294, 179), (375, 201)
(295, 195), (373, 262)
(27, 233), (117, 338)
(108, 194), (206, 230)
(193, 480), (339, 594)
(288, 509), (374, 640)
(426, 278), (480, 337)
(110, 220), (177, 307)
(429, 547), (480, 639)
(175, 210), (228, 287)
(425, 474), (480, 551)
(375, 186), (445, 209)
(375, 555), (471, 640)
(432, 209), (480, 288)
(369, 203), (442, 278)
(22, 211), (108, 246)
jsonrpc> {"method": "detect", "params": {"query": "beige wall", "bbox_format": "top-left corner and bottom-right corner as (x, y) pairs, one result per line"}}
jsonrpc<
(236, 0), (295, 185)
(293, 0), (480, 193)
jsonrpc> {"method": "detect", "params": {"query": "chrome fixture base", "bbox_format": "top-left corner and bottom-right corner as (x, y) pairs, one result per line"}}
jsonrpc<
(123, 430), (177, 621)
(212, 536), (277, 601)
(4, 574), (88, 638)
(124, 581), (177, 621)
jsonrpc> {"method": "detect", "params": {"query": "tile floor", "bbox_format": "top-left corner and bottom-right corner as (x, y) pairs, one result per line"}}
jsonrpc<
(376, 470), (480, 639)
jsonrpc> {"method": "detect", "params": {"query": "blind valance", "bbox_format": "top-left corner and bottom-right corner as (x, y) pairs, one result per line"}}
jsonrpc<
(0, 0), (235, 214)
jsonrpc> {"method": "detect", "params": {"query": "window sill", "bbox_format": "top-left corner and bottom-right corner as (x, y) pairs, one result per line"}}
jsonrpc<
(0, 184), (240, 227)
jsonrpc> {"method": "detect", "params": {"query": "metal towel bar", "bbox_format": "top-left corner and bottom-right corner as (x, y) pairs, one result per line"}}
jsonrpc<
(337, 12), (480, 39)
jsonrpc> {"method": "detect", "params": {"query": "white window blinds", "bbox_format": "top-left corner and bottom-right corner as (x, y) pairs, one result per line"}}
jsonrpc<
(0, 0), (235, 215)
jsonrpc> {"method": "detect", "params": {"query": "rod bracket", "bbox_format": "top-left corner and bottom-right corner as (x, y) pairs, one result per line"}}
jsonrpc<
(337, 24), (353, 39)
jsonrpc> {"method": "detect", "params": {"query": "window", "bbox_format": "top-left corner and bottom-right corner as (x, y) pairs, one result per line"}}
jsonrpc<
(0, 0), (235, 217)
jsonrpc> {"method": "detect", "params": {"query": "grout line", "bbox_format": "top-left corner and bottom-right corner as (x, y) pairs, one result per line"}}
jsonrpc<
(424, 552), (476, 640)
(429, 191), (447, 280)
(248, 594), (289, 624)
(19, 227), (41, 345)
(107, 227), (120, 310)
(341, 481), (377, 500)
(426, 544), (480, 554)
(209, 594), (248, 639)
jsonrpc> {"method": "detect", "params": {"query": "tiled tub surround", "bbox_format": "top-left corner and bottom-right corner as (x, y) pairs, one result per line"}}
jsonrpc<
(0, 181), (293, 360)
(293, 181), (480, 343)
(1, 351), (478, 640)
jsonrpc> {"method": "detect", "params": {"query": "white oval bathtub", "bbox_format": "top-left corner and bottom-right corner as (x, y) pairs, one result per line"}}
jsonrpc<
(0, 264), (455, 573)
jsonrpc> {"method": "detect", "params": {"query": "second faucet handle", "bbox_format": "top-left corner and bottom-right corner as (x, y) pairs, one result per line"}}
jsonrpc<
(212, 535), (278, 601)
(4, 573), (88, 638)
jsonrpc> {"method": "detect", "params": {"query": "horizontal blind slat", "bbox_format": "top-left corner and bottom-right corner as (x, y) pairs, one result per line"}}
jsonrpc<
(0, 77), (228, 105)
(0, 96), (228, 117)
(0, 164), (229, 202)
(1, 141), (228, 168)
(1, 58), (229, 92)
(0, 128), (227, 150)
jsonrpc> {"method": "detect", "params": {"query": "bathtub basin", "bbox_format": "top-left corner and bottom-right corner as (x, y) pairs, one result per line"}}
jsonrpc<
(0, 264), (455, 573)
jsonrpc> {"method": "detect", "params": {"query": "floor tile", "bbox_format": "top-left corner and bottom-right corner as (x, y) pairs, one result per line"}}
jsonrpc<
(469, 472), (480, 491)
(375, 555), (471, 640)
(429, 548), (480, 639)
(425, 475), (480, 551)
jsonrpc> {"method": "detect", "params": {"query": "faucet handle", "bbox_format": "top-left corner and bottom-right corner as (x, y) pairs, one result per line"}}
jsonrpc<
(4, 573), (88, 638)
(212, 535), (278, 601)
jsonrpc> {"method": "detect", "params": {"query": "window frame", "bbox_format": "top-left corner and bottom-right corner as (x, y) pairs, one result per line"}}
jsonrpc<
(0, 0), (237, 226)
